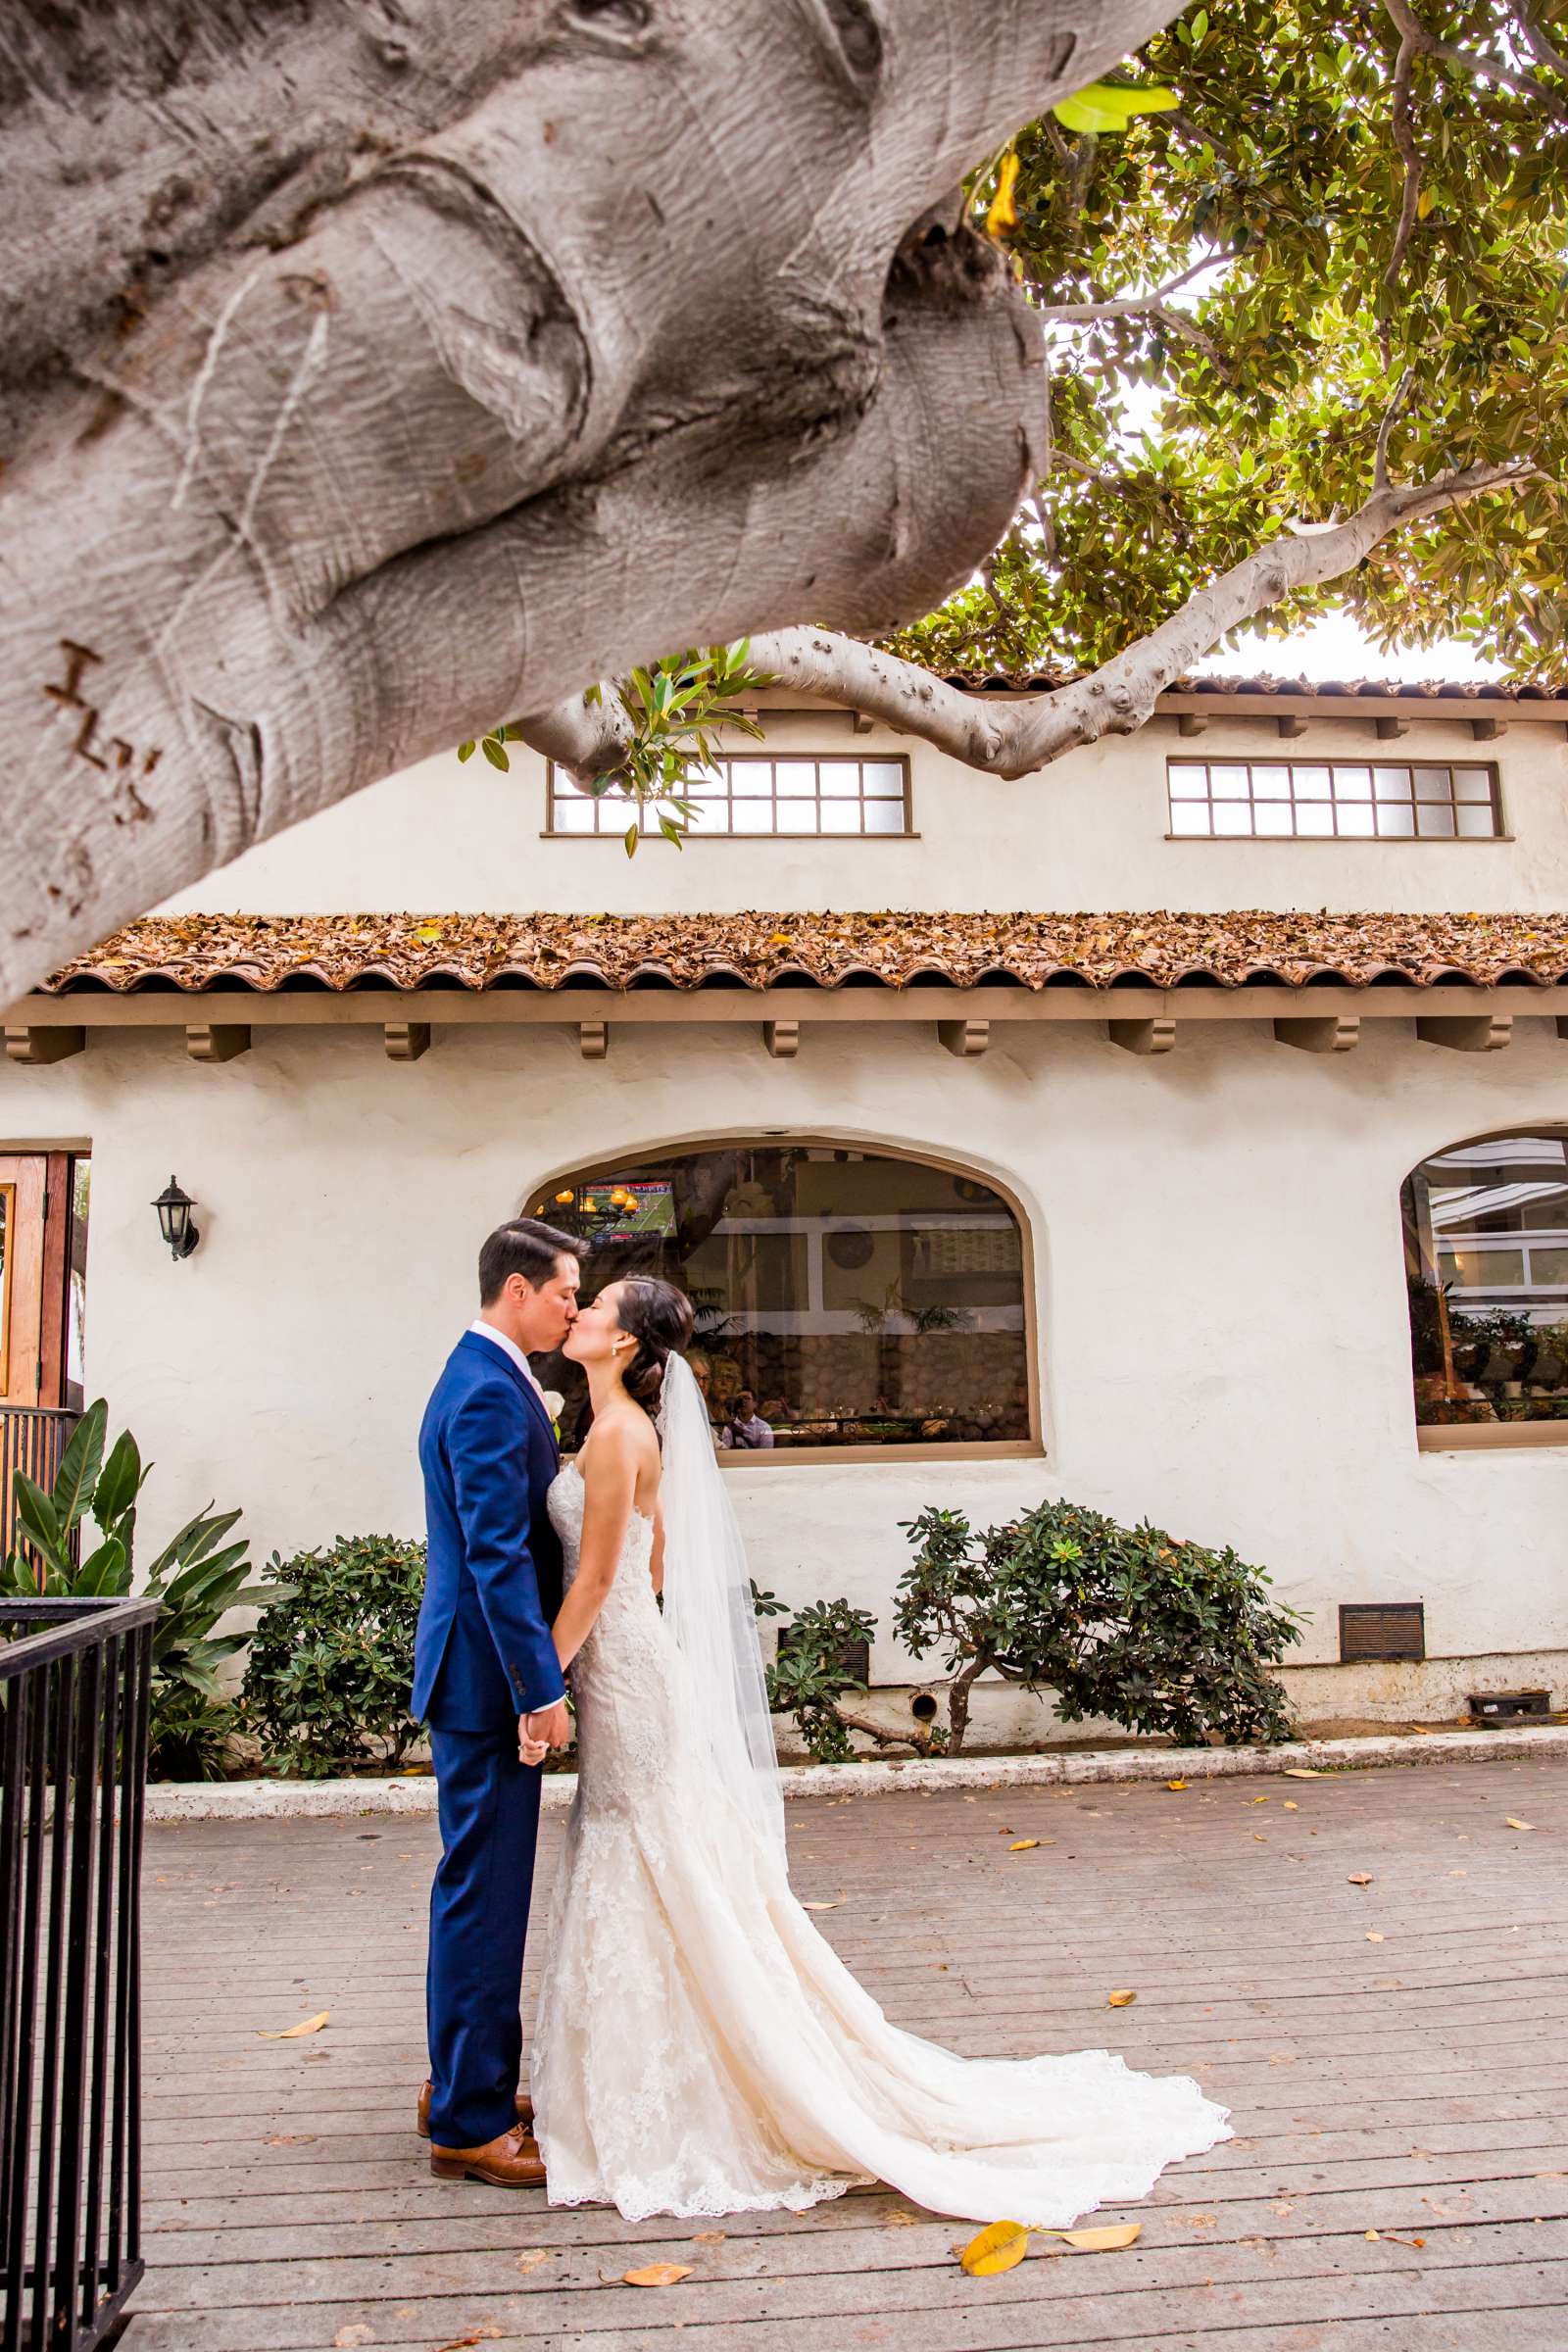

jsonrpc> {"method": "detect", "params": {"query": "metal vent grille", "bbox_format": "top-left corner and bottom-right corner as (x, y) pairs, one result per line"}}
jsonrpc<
(1339, 1602), (1426, 1663)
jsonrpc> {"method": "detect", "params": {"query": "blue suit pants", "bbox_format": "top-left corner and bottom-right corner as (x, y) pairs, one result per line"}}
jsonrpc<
(425, 1726), (544, 2149)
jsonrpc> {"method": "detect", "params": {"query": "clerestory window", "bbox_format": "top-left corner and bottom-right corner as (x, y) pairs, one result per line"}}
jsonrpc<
(547, 756), (911, 837)
(1168, 758), (1502, 839)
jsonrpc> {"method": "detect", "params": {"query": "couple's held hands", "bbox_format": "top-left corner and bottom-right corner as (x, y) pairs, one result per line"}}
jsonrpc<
(518, 1697), (570, 1768)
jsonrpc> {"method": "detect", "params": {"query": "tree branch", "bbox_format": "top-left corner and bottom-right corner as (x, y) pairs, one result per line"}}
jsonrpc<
(830, 1705), (941, 1756)
(1373, 368), (1416, 489)
(1037, 289), (1227, 370)
(512, 692), (634, 779)
(1384, 30), (1425, 297)
(1382, 0), (1568, 125)
(1518, 3), (1568, 82)
(531, 459), (1535, 790)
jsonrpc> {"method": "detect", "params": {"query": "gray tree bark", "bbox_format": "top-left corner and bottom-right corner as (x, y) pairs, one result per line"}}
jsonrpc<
(523, 465), (1535, 789)
(0, 0), (1175, 1000)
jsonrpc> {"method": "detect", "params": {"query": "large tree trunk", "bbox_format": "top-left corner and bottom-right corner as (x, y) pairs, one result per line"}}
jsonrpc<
(0, 0), (1172, 1000)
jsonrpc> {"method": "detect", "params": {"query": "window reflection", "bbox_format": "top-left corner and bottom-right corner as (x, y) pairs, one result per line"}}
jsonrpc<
(1402, 1133), (1568, 1428)
(530, 1145), (1030, 1451)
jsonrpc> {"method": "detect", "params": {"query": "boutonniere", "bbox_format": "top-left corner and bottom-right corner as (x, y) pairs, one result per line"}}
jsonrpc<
(542, 1390), (564, 1440)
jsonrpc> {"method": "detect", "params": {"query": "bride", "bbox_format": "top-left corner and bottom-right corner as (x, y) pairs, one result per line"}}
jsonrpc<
(528, 1273), (1231, 2224)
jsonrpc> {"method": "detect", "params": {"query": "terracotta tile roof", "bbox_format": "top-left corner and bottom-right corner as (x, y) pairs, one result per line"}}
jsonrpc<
(947, 670), (1568, 702)
(38, 910), (1568, 996)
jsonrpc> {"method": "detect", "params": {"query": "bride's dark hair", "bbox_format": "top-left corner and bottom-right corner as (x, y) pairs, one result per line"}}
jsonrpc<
(612, 1276), (695, 1417)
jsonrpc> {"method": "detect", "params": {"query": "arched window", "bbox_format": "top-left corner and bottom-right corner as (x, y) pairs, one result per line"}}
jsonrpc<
(1402, 1130), (1568, 1433)
(526, 1143), (1033, 1455)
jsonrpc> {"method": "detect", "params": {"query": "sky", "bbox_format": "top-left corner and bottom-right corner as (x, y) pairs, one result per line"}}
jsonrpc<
(1194, 610), (1504, 686)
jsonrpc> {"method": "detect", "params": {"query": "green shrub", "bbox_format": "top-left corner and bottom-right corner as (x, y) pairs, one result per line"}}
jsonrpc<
(897, 1497), (1305, 1751)
(2, 1398), (282, 1779)
(763, 1594), (882, 1764)
(242, 1535), (426, 1776)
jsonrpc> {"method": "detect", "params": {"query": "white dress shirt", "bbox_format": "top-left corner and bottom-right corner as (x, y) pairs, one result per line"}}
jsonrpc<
(466, 1317), (548, 1407)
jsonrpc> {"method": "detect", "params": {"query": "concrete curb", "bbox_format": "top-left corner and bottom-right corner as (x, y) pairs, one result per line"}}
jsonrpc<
(143, 1722), (1568, 1821)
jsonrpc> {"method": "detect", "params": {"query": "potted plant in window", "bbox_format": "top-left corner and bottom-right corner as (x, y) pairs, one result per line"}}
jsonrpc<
(1484, 1310), (1538, 1396)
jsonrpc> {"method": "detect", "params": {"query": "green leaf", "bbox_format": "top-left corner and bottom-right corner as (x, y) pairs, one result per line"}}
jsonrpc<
(1052, 80), (1178, 136)
(623, 822), (639, 857)
(479, 735), (510, 772)
(91, 1429), (144, 1532)
(144, 1505), (244, 1588)
(13, 1473), (65, 1562)
(74, 1538), (128, 1596)
(51, 1399), (107, 1531)
(456, 740), (474, 761)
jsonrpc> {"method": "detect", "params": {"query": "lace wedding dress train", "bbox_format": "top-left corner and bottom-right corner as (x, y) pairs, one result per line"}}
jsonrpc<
(530, 1458), (1232, 2225)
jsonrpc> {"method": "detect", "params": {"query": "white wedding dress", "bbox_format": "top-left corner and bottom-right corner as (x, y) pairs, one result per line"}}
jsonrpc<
(528, 1455), (1232, 2224)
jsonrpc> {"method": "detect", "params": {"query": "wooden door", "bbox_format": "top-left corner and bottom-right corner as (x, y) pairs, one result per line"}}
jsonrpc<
(0, 1152), (72, 1406)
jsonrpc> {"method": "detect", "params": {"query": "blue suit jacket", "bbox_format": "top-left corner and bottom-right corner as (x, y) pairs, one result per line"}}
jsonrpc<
(413, 1333), (566, 1730)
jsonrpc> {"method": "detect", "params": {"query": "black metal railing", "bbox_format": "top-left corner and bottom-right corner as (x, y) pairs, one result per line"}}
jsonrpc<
(0, 1412), (82, 1569)
(1, 1597), (156, 2352)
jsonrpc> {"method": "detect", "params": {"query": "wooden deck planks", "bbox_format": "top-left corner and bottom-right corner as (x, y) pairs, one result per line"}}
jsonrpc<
(131, 1754), (1568, 2351)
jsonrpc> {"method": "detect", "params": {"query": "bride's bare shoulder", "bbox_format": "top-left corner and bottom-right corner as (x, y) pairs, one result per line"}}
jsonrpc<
(578, 1407), (659, 1476)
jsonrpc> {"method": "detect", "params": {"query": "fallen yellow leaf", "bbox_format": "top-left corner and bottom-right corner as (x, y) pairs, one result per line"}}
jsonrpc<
(959, 2219), (1029, 2277)
(257, 2011), (328, 2039)
(623, 2264), (693, 2287)
(1106, 1989), (1137, 2007)
(1283, 1800), (1298, 1811)
(1010, 1838), (1040, 1851)
(332, 2329), (373, 2349)
(1366, 2229), (1380, 2241)
(1282, 1768), (1324, 1778)
(516, 2250), (551, 2274)
(692, 2230), (727, 2242)
(1165, 1779), (1188, 1791)
(1348, 1874), (1373, 1886)
(1250, 1795), (1269, 1805)
(1505, 1818), (1536, 1832)
(1050, 2224), (1142, 2252)
(802, 1900), (840, 1912)
(1366, 1931), (1386, 1942)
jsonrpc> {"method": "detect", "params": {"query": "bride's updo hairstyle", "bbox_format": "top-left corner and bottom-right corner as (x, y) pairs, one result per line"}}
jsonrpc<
(612, 1276), (696, 1417)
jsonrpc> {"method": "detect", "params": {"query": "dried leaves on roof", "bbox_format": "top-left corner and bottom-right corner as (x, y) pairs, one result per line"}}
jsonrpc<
(40, 909), (1568, 995)
(943, 671), (1568, 702)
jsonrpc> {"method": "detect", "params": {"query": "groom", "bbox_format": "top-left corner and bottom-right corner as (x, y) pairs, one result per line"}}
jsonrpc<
(413, 1216), (580, 2186)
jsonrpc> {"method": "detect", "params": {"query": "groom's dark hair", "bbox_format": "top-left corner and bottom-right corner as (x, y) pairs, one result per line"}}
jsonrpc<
(478, 1217), (578, 1302)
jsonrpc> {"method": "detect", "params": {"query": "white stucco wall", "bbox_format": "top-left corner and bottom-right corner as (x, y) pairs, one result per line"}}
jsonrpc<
(3, 1013), (1563, 1704)
(157, 706), (1568, 919)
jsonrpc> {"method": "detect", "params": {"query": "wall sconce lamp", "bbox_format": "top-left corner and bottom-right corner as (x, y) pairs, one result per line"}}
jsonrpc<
(151, 1175), (200, 1261)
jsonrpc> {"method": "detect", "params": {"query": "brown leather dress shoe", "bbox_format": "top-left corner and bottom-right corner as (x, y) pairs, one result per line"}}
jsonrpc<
(429, 2121), (547, 2187)
(416, 2080), (533, 2139)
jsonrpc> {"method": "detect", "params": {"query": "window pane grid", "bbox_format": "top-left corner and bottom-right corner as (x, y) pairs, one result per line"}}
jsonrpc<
(548, 757), (911, 837)
(1168, 760), (1500, 839)
(525, 1146), (1031, 1451)
(1403, 1132), (1568, 1430)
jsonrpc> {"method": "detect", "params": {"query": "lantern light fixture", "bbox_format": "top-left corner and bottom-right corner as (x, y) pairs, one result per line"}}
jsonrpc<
(152, 1175), (200, 1261)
